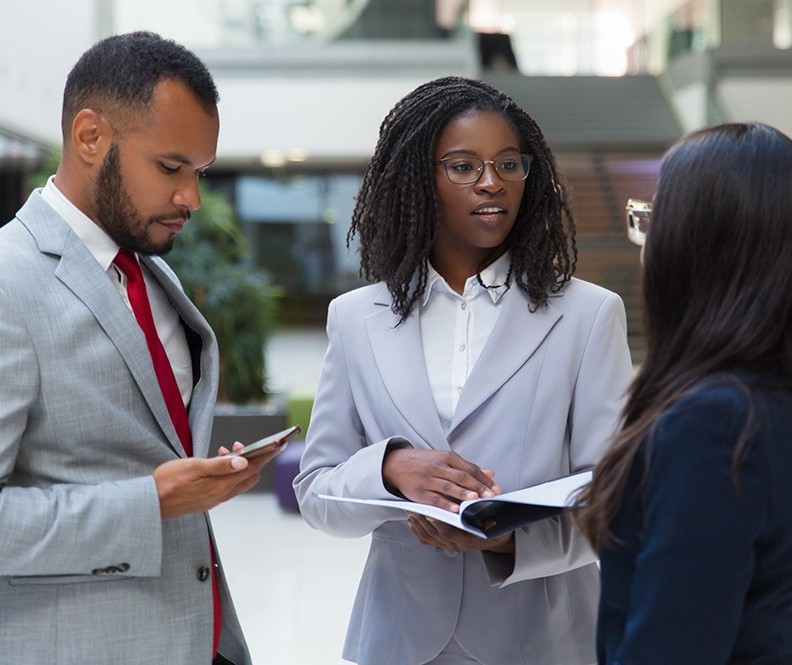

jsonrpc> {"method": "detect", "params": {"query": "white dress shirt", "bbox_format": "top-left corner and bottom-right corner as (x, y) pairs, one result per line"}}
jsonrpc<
(420, 253), (511, 432)
(40, 177), (193, 406)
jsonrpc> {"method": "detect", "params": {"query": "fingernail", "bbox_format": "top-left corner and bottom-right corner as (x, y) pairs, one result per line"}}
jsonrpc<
(230, 457), (247, 470)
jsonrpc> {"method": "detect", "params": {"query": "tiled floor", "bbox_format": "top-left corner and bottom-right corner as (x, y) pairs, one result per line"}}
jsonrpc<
(211, 492), (369, 665)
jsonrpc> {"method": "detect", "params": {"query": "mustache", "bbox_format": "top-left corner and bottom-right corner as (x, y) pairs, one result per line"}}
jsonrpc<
(151, 211), (191, 224)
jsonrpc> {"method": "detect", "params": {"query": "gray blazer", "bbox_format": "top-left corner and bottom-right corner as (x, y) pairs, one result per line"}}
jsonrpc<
(294, 277), (634, 665)
(0, 192), (250, 665)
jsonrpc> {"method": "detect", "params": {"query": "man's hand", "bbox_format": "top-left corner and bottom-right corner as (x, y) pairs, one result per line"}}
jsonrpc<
(382, 448), (500, 512)
(153, 443), (280, 518)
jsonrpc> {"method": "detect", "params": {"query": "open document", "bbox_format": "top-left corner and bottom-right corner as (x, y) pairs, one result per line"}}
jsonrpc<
(318, 468), (592, 540)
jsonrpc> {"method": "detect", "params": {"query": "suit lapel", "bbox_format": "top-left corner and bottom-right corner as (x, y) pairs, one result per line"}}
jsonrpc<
(51, 236), (186, 456)
(365, 288), (449, 449)
(449, 288), (562, 433)
(140, 256), (217, 458)
(20, 192), (213, 457)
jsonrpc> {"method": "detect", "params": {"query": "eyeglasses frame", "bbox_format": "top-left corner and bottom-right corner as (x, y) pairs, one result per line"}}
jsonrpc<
(434, 153), (533, 186)
(626, 198), (652, 247)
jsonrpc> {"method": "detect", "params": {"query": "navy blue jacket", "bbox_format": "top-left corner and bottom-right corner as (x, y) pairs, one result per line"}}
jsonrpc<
(598, 374), (792, 664)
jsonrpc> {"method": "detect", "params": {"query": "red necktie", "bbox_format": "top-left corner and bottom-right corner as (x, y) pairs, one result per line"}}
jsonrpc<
(113, 250), (221, 657)
(114, 249), (193, 455)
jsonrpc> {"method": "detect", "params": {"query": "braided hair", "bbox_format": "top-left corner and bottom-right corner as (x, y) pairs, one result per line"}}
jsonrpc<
(348, 75), (576, 321)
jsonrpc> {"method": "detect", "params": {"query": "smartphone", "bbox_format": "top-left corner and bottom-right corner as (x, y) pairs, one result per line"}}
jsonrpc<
(229, 425), (302, 460)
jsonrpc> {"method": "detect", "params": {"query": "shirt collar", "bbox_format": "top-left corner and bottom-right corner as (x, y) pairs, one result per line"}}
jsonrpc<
(40, 176), (122, 271)
(475, 252), (512, 302)
(421, 252), (512, 306)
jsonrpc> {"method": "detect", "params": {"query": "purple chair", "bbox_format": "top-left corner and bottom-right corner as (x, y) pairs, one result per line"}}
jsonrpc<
(274, 440), (305, 511)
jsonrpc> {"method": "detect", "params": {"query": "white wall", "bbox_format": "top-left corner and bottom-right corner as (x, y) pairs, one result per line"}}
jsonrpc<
(718, 77), (792, 137)
(669, 81), (710, 131)
(215, 76), (450, 164)
(0, 0), (98, 144)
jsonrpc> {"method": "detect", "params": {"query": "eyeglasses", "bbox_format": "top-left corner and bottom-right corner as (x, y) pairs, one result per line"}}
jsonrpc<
(625, 198), (652, 247)
(435, 154), (533, 185)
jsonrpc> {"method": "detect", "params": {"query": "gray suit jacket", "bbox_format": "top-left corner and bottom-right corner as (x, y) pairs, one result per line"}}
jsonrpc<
(294, 277), (634, 665)
(0, 191), (250, 665)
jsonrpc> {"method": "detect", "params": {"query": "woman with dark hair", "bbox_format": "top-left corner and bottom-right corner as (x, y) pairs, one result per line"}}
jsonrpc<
(294, 76), (633, 665)
(576, 122), (792, 664)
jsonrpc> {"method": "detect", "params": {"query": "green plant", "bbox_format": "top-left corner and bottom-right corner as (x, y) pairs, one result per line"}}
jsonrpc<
(27, 149), (59, 191)
(168, 184), (278, 404)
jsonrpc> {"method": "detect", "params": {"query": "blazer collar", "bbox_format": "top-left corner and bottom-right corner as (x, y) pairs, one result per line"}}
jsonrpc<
(139, 256), (218, 455)
(449, 288), (562, 432)
(18, 193), (205, 457)
(366, 281), (563, 444)
(367, 283), (449, 448)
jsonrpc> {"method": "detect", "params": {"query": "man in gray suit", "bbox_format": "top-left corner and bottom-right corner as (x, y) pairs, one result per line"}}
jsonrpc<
(0, 32), (275, 665)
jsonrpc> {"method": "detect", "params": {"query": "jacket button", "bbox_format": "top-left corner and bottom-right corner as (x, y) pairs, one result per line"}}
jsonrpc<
(197, 566), (211, 582)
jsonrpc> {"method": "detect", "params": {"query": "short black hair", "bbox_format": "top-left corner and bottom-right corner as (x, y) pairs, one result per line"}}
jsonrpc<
(348, 75), (575, 320)
(62, 31), (218, 137)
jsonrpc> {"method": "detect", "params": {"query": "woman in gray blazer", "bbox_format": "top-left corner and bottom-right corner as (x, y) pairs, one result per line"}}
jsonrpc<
(294, 76), (633, 665)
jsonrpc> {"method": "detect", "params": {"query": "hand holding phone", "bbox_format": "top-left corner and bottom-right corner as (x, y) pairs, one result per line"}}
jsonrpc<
(228, 425), (302, 460)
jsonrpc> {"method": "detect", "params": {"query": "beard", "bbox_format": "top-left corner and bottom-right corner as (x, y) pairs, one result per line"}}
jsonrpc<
(93, 143), (185, 256)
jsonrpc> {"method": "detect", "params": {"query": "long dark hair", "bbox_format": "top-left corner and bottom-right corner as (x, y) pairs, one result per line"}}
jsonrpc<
(348, 75), (575, 321)
(577, 122), (792, 549)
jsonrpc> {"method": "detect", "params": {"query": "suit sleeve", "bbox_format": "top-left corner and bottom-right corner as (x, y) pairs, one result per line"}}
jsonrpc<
(293, 299), (412, 537)
(0, 285), (163, 578)
(611, 391), (767, 664)
(484, 290), (633, 585)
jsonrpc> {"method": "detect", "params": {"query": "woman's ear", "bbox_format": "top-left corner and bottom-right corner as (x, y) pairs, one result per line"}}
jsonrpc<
(69, 108), (112, 166)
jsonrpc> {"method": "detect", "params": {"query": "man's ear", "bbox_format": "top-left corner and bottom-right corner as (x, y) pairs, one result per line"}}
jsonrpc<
(69, 109), (113, 166)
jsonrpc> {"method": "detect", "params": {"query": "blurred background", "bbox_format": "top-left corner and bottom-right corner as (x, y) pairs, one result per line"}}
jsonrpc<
(2, 1), (791, 661)
(6, 0), (792, 385)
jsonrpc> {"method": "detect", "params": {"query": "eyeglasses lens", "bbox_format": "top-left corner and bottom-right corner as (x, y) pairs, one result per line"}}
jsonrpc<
(442, 155), (532, 185)
(626, 198), (651, 247)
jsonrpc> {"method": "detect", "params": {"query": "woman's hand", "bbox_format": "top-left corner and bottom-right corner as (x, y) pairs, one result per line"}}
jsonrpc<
(382, 447), (500, 512)
(406, 513), (515, 554)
